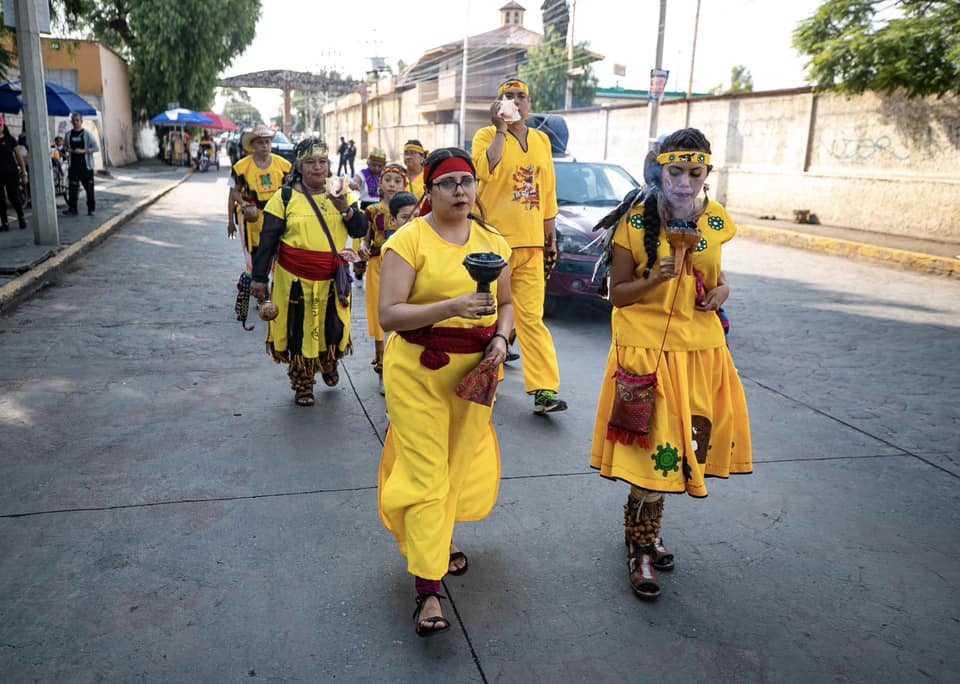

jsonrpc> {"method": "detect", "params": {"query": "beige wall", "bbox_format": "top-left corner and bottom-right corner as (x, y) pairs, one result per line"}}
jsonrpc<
(97, 45), (137, 166)
(560, 89), (960, 241)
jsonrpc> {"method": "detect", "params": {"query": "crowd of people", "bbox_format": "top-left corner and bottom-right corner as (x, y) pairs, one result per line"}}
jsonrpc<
(225, 77), (752, 637)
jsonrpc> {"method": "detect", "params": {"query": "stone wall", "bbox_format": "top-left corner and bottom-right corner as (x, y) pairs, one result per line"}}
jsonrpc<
(561, 89), (960, 242)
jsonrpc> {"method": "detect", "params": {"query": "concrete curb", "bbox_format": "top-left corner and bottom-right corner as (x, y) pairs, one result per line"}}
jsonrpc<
(738, 223), (960, 280)
(0, 172), (192, 315)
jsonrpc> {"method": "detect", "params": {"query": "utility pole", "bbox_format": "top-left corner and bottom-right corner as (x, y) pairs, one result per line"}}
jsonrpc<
(564, 0), (577, 110)
(686, 0), (701, 98)
(13, 0), (59, 246)
(458, 0), (470, 147)
(647, 0), (667, 151)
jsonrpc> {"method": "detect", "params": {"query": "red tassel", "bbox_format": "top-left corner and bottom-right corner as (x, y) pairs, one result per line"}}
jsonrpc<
(419, 349), (450, 370)
(607, 424), (653, 448)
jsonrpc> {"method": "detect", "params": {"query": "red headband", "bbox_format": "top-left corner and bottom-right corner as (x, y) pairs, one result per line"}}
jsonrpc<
(424, 157), (474, 185)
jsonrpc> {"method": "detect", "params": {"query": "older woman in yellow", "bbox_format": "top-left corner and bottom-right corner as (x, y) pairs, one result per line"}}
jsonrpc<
(359, 163), (409, 386)
(250, 138), (368, 406)
(591, 128), (752, 600)
(402, 139), (426, 199)
(377, 147), (514, 637)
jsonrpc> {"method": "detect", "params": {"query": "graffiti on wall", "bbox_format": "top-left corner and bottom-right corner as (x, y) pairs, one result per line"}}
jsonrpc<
(819, 128), (910, 165)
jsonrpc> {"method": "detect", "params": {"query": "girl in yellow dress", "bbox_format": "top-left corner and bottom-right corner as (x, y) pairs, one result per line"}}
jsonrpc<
(360, 163), (409, 389)
(377, 148), (514, 636)
(591, 128), (752, 599)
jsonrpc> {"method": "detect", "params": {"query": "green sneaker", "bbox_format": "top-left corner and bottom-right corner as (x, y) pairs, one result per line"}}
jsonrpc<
(534, 390), (568, 414)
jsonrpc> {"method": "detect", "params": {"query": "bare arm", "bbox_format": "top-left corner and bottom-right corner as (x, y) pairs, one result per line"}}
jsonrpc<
(608, 244), (677, 308)
(378, 250), (499, 332)
(483, 266), (515, 365)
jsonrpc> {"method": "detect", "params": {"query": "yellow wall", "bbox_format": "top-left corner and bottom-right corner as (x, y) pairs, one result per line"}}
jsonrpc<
(42, 39), (104, 95)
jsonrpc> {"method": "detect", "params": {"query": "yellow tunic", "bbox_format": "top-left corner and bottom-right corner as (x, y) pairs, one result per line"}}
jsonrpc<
(232, 154), (292, 253)
(378, 217), (511, 580)
(590, 200), (753, 497)
(363, 203), (395, 341)
(261, 188), (357, 370)
(471, 125), (558, 248)
(408, 172), (425, 202)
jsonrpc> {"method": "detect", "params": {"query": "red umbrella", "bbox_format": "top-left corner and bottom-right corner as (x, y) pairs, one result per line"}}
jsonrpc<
(200, 111), (238, 131)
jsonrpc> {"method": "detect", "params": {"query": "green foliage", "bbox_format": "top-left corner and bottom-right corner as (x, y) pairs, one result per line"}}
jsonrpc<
(518, 27), (597, 111)
(221, 88), (261, 127)
(55, 0), (261, 120)
(707, 66), (754, 95)
(793, 0), (960, 97)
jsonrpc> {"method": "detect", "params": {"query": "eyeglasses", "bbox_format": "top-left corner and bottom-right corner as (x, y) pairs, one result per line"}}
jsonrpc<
(434, 177), (476, 193)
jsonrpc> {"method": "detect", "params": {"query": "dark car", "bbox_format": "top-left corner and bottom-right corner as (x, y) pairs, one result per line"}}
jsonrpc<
(547, 157), (641, 313)
(270, 130), (296, 165)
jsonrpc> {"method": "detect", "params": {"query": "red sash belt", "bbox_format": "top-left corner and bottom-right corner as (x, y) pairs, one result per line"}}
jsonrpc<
(278, 244), (340, 281)
(398, 324), (496, 369)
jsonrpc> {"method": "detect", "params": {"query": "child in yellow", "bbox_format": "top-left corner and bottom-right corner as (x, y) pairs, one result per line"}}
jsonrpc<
(591, 128), (752, 600)
(472, 78), (565, 414)
(377, 148), (514, 637)
(360, 163), (409, 388)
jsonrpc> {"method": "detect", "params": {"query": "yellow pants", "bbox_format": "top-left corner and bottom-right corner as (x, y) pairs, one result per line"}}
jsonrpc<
(510, 247), (560, 394)
(378, 336), (501, 580)
(364, 255), (383, 341)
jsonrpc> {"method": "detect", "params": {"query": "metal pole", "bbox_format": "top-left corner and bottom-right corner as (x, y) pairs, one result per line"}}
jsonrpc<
(686, 0), (701, 98)
(647, 0), (667, 151)
(458, 0), (470, 147)
(14, 0), (59, 245)
(564, 0), (577, 110)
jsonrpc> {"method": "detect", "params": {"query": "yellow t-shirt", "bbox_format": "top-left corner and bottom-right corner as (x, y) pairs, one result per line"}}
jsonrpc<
(364, 203), (395, 250)
(263, 187), (359, 253)
(232, 154), (292, 203)
(612, 200), (737, 351)
(472, 125), (558, 249)
(383, 217), (511, 329)
(408, 173), (425, 202)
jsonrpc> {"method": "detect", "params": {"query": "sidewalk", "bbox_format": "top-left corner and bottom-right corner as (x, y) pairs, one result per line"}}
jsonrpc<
(730, 210), (960, 279)
(0, 159), (190, 311)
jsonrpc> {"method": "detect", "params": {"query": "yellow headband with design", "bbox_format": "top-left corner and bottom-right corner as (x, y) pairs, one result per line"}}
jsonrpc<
(403, 142), (425, 155)
(498, 79), (529, 97)
(657, 150), (711, 166)
(297, 143), (329, 160)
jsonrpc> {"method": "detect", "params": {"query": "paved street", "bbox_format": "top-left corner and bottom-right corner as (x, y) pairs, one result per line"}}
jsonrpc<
(1, 168), (958, 682)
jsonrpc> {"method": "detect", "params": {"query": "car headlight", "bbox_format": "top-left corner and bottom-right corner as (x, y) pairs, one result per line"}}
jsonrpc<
(556, 226), (593, 254)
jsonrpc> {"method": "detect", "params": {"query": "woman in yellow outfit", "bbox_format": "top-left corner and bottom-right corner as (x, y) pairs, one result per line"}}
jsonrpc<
(402, 139), (426, 200)
(378, 147), (514, 637)
(359, 163), (409, 388)
(591, 128), (752, 600)
(250, 138), (368, 406)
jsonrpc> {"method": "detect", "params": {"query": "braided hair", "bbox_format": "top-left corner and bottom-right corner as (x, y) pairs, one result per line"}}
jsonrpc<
(421, 146), (492, 230)
(639, 127), (713, 277)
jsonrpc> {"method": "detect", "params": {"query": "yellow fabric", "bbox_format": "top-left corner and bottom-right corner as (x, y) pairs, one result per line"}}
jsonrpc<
(260, 188), (357, 360)
(509, 247), (560, 394)
(612, 200), (737, 351)
(408, 173), (425, 202)
(378, 217), (511, 580)
(592, 199), (751, 496)
(657, 150), (711, 166)
(472, 125), (558, 248)
(232, 154), (292, 252)
(590, 345), (752, 497)
(365, 255), (383, 340)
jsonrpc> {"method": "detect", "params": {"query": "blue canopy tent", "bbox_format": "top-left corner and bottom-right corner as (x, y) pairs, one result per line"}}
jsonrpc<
(0, 80), (97, 116)
(149, 108), (214, 126)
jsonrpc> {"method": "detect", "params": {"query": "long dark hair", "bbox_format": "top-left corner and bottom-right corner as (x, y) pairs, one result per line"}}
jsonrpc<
(421, 146), (492, 230)
(638, 128), (713, 277)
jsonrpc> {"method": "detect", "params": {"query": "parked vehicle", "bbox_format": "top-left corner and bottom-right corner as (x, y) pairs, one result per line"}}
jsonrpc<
(546, 156), (641, 314)
(228, 128), (296, 167)
(270, 131), (296, 165)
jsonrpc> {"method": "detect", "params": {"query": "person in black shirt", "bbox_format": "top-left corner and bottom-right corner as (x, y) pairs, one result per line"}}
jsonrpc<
(64, 112), (98, 216)
(0, 118), (27, 230)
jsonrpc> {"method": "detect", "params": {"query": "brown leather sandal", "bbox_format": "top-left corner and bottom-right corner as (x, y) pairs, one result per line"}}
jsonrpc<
(294, 390), (315, 407)
(652, 537), (674, 571)
(320, 362), (339, 387)
(628, 545), (661, 600)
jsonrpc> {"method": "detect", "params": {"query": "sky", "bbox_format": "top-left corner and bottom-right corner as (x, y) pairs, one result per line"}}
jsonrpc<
(219, 0), (824, 120)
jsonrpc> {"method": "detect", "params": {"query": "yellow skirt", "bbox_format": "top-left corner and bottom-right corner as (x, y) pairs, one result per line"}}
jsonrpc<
(591, 344), (752, 497)
(378, 335), (501, 580)
(364, 255), (383, 341)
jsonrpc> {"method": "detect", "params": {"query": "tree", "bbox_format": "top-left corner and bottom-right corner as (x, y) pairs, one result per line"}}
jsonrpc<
(706, 66), (754, 96)
(518, 27), (598, 111)
(793, 0), (960, 98)
(53, 0), (261, 119)
(221, 88), (262, 127)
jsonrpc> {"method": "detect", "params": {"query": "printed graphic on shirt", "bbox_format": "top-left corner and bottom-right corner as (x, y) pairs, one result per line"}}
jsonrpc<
(511, 165), (540, 211)
(260, 173), (275, 191)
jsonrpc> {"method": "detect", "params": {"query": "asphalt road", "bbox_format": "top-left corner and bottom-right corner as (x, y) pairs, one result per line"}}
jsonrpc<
(1, 168), (958, 682)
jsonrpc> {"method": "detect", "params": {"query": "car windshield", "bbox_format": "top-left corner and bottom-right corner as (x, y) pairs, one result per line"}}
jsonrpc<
(273, 131), (291, 144)
(556, 162), (638, 206)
